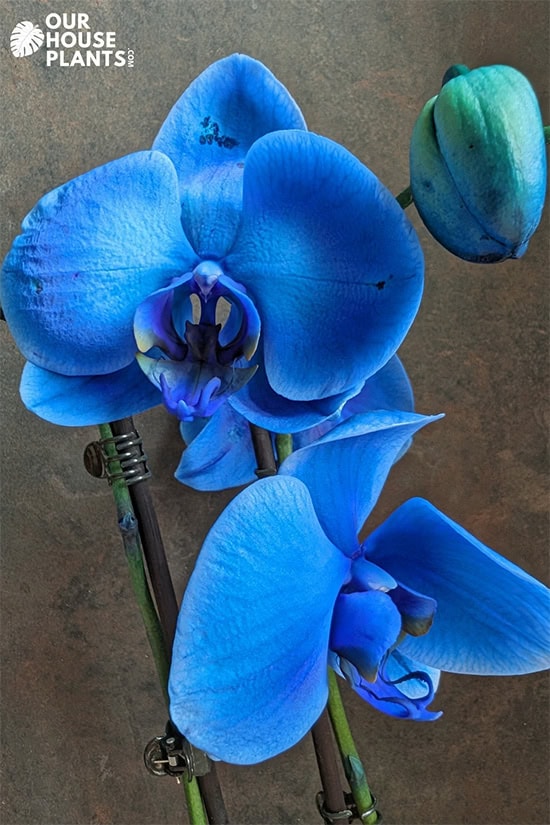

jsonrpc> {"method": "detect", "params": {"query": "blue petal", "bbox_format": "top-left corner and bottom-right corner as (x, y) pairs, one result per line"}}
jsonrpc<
(293, 355), (414, 449)
(225, 130), (424, 401)
(228, 352), (360, 433)
(20, 360), (160, 426)
(330, 591), (402, 681)
(1, 151), (194, 375)
(176, 403), (258, 491)
(384, 649), (441, 702)
(343, 355), (414, 416)
(280, 411), (443, 555)
(365, 498), (550, 675)
(169, 476), (350, 764)
(331, 649), (442, 721)
(153, 54), (306, 258)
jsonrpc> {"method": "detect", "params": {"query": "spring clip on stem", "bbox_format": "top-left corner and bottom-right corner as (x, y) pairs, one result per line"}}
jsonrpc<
(84, 430), (152, 485)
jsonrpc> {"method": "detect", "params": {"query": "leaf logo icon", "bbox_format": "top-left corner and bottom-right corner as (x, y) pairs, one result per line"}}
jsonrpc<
(10, 21), (45, 57)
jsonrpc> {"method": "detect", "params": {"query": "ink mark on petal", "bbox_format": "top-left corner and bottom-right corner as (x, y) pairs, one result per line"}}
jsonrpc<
(199, 115), (239, 149)
(366, 275), (393, 291)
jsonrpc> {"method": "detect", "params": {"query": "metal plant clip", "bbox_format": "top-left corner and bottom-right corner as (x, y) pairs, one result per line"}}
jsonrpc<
(315, 791), (354, 824)
(316, 791), (381, 824)
(144, 721), (211, 782)
(84, 429), (152, 485)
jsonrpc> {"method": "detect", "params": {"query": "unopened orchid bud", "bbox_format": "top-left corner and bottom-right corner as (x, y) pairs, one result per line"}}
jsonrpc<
(410, 64), (547, 263)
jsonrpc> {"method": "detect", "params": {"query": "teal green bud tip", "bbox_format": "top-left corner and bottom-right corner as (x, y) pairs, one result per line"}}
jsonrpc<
(441, 64), (470, 86)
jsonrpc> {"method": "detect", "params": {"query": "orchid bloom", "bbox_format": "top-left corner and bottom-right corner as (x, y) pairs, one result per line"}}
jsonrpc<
(169, 410), (550, 764)
(410, 64), (547, 263)
(1, 54), (423, 432)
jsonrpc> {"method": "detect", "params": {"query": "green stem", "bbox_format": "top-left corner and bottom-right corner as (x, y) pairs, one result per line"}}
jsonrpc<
(98, 424), (170, 698)
(275, 432), (293, 464)
(327, 670), (379, 824)
(183, 774), (209, 825)
(396, 185), (413, 209)
(99, 424), (207, 825)
(544, 125), (550, 144)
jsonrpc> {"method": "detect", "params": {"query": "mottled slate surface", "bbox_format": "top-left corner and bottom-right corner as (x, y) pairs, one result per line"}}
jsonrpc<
(1, 2), (548, 823)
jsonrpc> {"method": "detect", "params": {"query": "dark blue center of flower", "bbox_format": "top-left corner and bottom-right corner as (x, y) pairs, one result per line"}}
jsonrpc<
(134, 262), (260, 422)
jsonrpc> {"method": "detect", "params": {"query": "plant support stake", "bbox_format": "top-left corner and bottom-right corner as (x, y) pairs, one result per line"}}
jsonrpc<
(88, 418), (228, 825)
(251, 424), (349, 821)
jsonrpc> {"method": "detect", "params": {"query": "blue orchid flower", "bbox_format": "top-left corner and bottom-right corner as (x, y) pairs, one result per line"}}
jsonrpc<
(169, 410), (550, 764)
(1, 54), (424, 431)
(410, 64), (547, 263)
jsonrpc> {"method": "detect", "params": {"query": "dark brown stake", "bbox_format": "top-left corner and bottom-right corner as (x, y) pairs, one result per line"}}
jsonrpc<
(249, 423), (349, 821)
(110, 417), (179, 646)
(311, 712), (351, 821)
(249, 424), (277, 477)
(109, 417), (229, 825)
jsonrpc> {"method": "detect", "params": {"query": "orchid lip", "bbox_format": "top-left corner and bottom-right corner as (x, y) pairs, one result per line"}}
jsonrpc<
(137, 350), (258, 422)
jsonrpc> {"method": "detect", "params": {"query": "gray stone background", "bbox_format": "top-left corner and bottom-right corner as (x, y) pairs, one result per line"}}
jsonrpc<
(0, 1), (548, 823)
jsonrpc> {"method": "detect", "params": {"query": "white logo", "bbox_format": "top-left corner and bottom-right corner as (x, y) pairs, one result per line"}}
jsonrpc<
(9, 13), (134, 68)
(10, 21), (45, 57)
